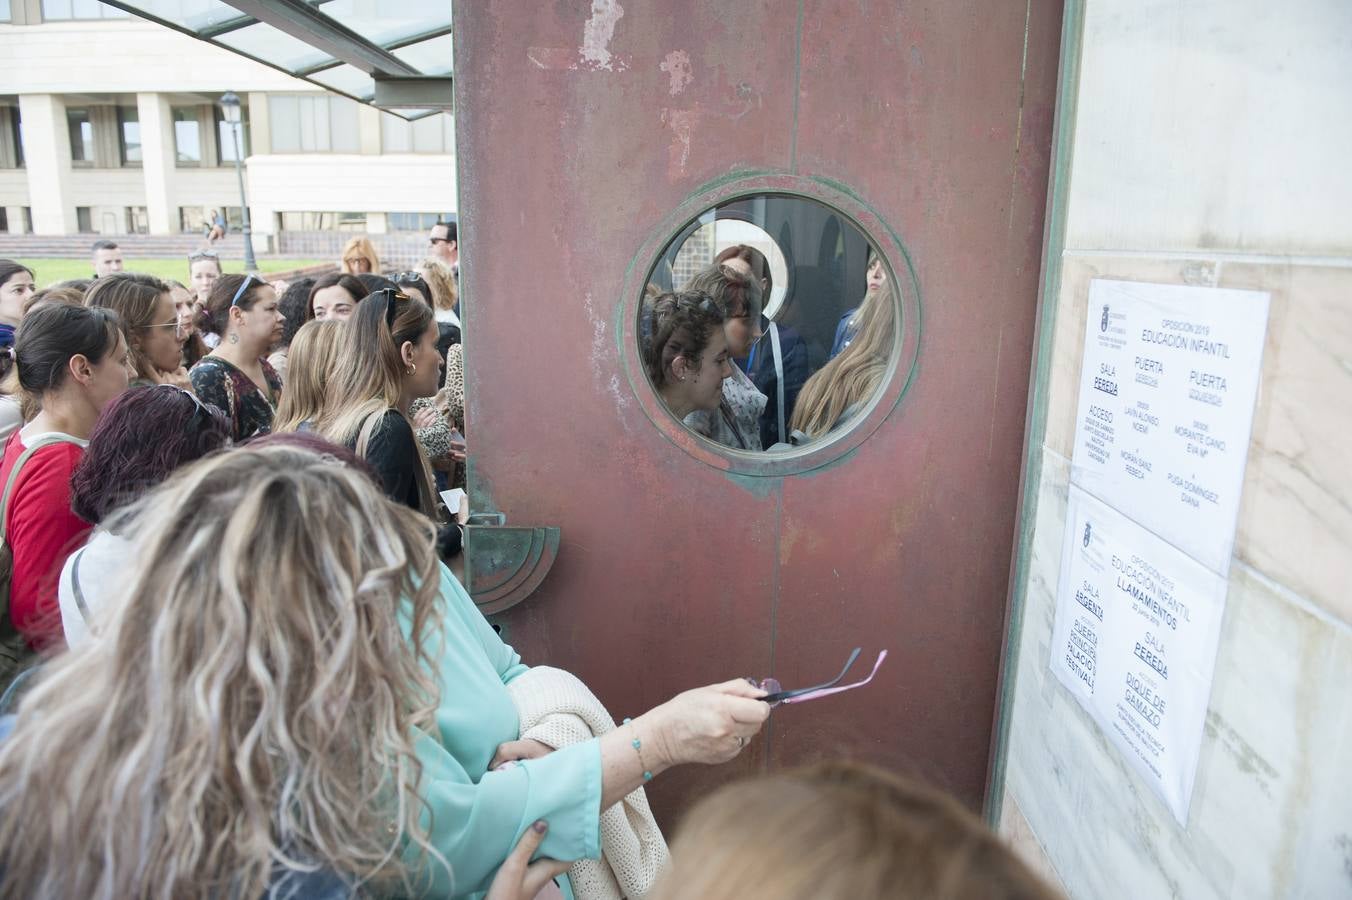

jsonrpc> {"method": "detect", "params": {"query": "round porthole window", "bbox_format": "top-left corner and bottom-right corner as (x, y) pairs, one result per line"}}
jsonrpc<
(635, 190), (912, 463)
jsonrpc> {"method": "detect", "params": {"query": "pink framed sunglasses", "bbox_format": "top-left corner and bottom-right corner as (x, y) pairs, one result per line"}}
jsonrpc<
(756, 647), (888, 707)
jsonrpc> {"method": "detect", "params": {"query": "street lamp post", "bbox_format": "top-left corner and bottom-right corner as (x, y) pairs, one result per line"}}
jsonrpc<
(218, 91), (258, 273)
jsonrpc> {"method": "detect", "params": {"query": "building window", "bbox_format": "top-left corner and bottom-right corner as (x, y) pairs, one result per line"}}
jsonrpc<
(21, 207), (31, 233)
(381, 112), (454, 154)
(172, 106), (201, 166)
(67, 108), (93, 164)
(277, 211), (366, 231)
(76, 206), (93, 233)
(0, 1), (10, 23)
(0, 208), (6, 232)
(118, 106), (141, 166)
(387, 212), (444, 232)
(268, 95), (360, 154)
(0, 106), (21, 169)
(215, 103), (250, 164)
(40, 0), (129, 18)
(125, 206), (148, 234)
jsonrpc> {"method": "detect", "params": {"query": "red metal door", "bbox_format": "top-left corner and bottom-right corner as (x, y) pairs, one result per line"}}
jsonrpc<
(455, 0), (1063, 820)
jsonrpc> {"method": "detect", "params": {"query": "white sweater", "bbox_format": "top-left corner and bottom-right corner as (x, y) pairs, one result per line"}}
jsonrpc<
(58, 529), (132, 648)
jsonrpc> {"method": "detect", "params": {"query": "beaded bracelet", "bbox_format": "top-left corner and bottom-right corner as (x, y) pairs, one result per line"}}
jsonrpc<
(621, 717), (653, 782)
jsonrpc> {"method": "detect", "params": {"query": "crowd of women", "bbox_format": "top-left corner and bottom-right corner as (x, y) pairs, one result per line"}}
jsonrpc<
(642, 245), (896, 452)
(0, 253), (1056, 899)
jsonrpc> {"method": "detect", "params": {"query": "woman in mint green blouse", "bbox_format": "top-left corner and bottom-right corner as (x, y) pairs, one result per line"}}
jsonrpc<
(408, 562), (772, 898)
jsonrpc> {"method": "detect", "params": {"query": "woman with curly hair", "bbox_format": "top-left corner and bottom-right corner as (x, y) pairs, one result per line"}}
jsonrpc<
(0, 442), (449, 898)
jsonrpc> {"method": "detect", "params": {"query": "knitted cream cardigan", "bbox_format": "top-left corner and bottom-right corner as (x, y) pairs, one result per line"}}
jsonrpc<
(506, 667), (669, 900)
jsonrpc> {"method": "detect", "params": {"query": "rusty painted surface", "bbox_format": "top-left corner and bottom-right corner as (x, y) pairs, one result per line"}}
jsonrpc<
(454, 0), (1063, 822)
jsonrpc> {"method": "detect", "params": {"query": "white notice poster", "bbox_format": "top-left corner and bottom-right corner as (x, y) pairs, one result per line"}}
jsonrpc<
(1050, 486), (1229, 824)
(1071, 279), (1270, 575)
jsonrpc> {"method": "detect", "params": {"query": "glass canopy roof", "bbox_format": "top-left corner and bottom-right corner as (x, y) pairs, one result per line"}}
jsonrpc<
(101, 0), (453, 119)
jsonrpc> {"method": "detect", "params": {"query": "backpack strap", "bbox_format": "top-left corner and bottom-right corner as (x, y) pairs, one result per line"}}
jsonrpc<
(0, 435), (80, 545)
(768, 322), (786, 446)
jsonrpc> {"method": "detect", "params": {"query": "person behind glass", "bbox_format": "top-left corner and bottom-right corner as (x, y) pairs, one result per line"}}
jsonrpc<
(0, 304), (128, 651)
(0, 262), (36, 442)
(272, 319), (344, 434)
(680, 264), (766, 450)
(90, 240), (123, 280)
(715, 244), (810, 449)
(165, 278), (210, 368)
(790, 283), (895, 440)
(84, 272), (192, 392)
(647, 761), (1061, 900)
(267, 276), (315, 380)
(58, 385), (230, 647)
(306, 271), (365, 322)
(189, 273), (284, 442)
(419, 255), (461, 330)
(339, 235), (381, 275)
(643, 290), (733, 421)
(829, 251), (888, 360)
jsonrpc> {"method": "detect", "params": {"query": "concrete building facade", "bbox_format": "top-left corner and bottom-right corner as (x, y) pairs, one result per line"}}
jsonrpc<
(0, 1), (456, 253)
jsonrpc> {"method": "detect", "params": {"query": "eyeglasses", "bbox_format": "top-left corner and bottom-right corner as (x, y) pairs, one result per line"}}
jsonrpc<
(158, 385), (219, 430)
(428, 237), (451, 246)
(230, 273), (258, 308)
(141, 318), (189, 340)
(390, 271), (423, 283)
(754, 648), (888, 708)
(188, 250), (219, 262)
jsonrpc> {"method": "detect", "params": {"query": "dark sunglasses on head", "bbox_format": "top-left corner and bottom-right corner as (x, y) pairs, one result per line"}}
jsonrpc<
(369, 287), (404, 329)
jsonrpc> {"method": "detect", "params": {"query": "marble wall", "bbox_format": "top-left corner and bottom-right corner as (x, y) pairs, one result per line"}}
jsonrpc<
(997, 2), (1352, 898)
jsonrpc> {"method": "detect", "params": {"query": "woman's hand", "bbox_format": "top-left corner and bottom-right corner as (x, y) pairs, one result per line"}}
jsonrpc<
(413, 406), (441, 429)
(485, 820), (571, 900)
(490, 738), (553, 770)
(646, 679), (770, 768)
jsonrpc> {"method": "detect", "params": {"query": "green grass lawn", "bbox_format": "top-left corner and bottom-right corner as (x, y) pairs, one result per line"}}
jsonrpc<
(15, 258), (332, 288)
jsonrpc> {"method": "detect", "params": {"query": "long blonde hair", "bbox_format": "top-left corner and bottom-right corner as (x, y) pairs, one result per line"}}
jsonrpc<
(0, 444), (447, 899)
(418, 256), (458, 312)
(790, 285), (896, 438)
(315, 290), (438, 518)
(273, 318), (345, 432)
(649, 762), (1061, 900)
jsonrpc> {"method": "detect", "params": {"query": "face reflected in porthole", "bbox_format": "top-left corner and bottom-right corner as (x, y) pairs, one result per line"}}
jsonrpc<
(639, 194), (898, 453)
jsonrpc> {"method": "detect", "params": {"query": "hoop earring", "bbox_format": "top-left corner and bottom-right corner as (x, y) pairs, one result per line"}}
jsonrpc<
(407, 363), (417, 375)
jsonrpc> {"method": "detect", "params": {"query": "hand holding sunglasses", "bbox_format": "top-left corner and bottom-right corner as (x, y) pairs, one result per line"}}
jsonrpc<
(753, 647), (888, 707)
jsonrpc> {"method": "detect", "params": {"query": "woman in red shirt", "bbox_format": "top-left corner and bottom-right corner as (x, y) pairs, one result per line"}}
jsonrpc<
(1, 303), (129, 647)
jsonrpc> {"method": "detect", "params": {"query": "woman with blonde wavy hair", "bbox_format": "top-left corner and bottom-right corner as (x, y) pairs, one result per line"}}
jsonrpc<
(788, 283), (896, 440)
(0, 441), (446, 898)
(272, 318), (345, 433)
(340, 235), (381, 275)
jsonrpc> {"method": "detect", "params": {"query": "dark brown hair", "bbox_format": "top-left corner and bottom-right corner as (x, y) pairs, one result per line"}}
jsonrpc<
(11, 303), (122, 395)
(305, 272), (366, 321)
(641, 290), (726, 387)
(85, 272), (172, 381)
(714, 244), (772, 299)
(206, 274), (270, 335)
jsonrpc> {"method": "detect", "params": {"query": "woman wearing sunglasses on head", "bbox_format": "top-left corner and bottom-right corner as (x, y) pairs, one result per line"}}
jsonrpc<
(188, 274), (285, 443)
(84, 273), (193, 392)
(313, 289), (444, 515)
(642, 290), (734, 423)
(58, 385), (230, 647)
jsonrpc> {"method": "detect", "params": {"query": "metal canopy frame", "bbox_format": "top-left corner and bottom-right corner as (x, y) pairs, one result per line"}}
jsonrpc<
(100, 0), (453, 119)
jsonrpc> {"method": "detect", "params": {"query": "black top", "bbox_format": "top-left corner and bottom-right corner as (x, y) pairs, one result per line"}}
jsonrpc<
(351, 409), (422, 512)
(351, 409), (463, 557)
